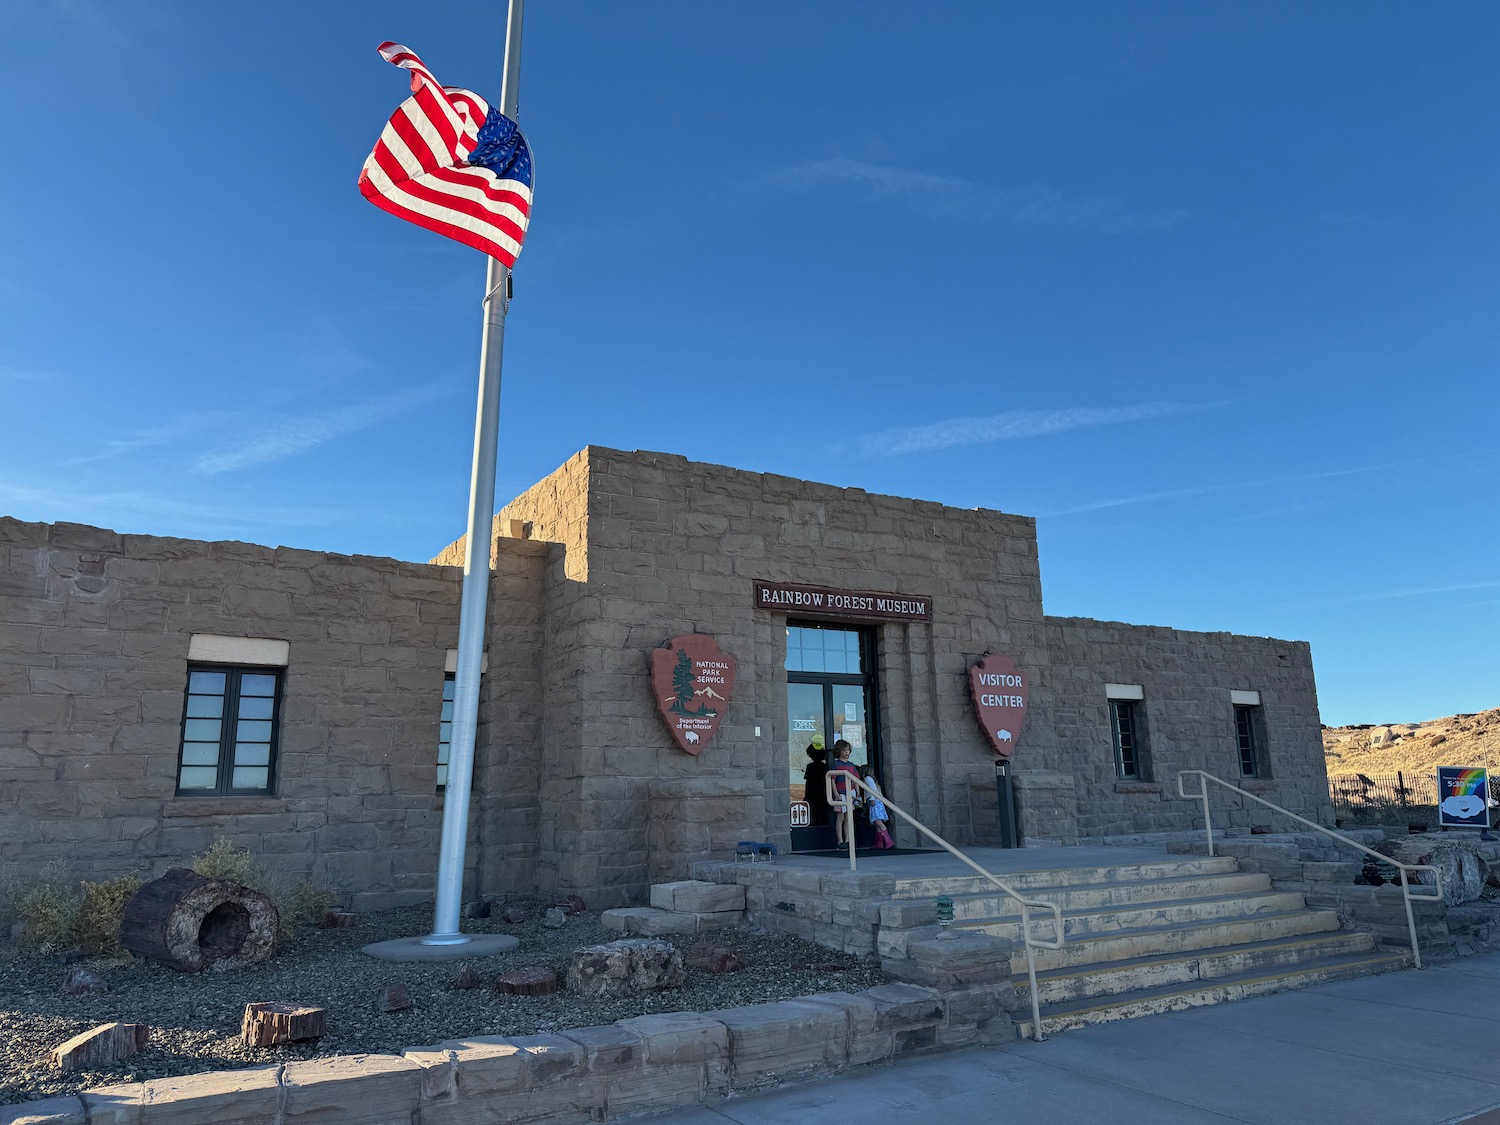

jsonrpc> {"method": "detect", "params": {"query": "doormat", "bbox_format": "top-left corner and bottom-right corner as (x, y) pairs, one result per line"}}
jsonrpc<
(796, 847), (941, 857)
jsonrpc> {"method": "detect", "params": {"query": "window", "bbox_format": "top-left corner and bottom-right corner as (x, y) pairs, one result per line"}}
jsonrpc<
(1111, 700), (1144, 780)
(785, 625), (865, 674)
(1235, 705), (1260, 777)
(177, 667), (282, 795)
(436, 674), (455, 788)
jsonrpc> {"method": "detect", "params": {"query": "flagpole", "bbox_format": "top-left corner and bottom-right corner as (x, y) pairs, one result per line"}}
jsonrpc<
(423, 0), (525, 947)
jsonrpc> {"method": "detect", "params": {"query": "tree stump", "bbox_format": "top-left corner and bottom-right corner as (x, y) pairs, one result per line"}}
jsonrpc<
(241, 1003), (327, 1047)
(120, 868), (279, 973)
(496, 966), (558, 995)
(51, 1023), (149, 1071)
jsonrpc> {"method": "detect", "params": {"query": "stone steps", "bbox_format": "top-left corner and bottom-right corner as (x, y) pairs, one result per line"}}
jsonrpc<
(889, 856), (1240, 899)
(946, 870), (1274, 920)
(1021, 907), (1343, 973)
(1018, 930), (1379, 1005)
(1014, 948), (1411, 1039)
(963, 889), (1311, 943)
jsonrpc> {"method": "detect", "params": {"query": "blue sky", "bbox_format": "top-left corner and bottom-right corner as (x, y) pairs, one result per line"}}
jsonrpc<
(3, 1), (1495, 725)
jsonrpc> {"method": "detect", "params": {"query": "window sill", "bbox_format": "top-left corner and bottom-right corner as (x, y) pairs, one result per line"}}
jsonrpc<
(165, 796), (282, 817)
(1114, 781), (1161, 794)
(1239, 779), (1277, 792)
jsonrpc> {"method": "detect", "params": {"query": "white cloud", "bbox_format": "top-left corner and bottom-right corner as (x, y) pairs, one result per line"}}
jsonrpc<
(769, 158), (1185, 233)
(0, 478), (343, 530)
(1044, 453), (1476, 518)
(195, 383), (450, 475)
(856, 402), (1203, 458)
(0, 365), (49, 381)
(1287, 579), (1500, 610)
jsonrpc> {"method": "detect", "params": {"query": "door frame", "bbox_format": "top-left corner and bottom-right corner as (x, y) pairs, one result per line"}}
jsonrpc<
(786, 620), (882, 851)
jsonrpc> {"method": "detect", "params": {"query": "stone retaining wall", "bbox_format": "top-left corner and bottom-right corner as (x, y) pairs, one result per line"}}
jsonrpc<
(1, 979), (1015, 1125)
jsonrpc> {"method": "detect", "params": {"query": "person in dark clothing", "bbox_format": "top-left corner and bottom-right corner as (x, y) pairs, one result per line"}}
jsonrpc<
(802, 743), (830, 828)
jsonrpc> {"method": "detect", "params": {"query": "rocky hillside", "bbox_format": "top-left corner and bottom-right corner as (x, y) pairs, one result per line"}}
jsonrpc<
(1324, 708), (1500, 777)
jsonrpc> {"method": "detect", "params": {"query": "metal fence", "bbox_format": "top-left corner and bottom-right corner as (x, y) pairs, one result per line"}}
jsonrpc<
(1328, 771), (1500, 827)
(1327, 772), (1440, 826)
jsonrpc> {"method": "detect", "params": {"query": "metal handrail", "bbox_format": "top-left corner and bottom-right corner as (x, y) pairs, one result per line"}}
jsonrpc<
(1177, 770), (1444, 968)
(826, 770), (1065, 1041)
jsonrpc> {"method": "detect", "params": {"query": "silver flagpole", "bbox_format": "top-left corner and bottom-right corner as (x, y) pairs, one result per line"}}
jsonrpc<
(423, 0), (526, 946)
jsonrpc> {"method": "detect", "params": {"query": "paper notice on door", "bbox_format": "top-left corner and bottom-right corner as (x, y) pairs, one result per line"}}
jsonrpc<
(844, 702), (857, 721)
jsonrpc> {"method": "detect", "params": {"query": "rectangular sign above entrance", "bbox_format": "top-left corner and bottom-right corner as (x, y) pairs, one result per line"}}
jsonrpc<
(754, 580), (934, 623)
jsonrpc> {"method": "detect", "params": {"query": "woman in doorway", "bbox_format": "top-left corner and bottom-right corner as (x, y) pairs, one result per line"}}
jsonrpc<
(828, 740), (861, 846)
(802, 742), (830, 830)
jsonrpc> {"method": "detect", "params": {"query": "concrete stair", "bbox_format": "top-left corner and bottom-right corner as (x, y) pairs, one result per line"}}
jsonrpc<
(879, 853), (1412, 1039)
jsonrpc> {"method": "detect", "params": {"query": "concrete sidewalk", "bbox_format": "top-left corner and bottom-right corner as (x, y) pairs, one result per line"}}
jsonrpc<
(645, 953), (1500, 1125)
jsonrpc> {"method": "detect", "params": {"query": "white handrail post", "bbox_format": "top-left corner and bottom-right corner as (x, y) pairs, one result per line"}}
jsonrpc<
(1399, 868), (1423, 969)
(1199, 772), (1215, 857)
(1022, 904), (1045, 1042)
(825, 770), (858, 870)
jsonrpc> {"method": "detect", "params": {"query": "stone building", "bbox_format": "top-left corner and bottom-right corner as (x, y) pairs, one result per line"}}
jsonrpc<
(0, 447), (1332, 909)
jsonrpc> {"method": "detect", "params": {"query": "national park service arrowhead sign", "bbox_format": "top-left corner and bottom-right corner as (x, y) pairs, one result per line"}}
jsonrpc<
(970, 653), (1028, 757)
(652, 634), (736, 755)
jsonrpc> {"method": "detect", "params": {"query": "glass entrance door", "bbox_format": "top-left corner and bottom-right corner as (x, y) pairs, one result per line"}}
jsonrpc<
(786, 623), (878, 851)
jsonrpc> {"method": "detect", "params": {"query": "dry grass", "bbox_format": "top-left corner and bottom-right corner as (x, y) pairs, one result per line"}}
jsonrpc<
(1325, 707), (1500, 778)
(74, 877), (143, 957)
(1, 862), (81, 954)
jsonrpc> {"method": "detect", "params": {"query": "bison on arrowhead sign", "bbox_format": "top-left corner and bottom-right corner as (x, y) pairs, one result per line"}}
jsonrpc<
(969, 653), (1028, 757)
(652, 634), (735, 755)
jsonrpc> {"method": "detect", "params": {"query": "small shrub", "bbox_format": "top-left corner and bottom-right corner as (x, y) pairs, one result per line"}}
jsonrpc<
(4, 861), (82, 952)
(74, 875), (143, 956)
(190, 839), (334, 940)
(190, 839), (263, 886)
(284, 880), (337, 929)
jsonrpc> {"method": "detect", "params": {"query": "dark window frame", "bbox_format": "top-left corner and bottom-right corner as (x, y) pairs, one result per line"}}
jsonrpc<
(1235, 704), (1262, 778)
(1110, 699), (1146, 781)
(437, 673), (456, 790)
(175, 664), (283, 797)
(785, 620), (884, 789)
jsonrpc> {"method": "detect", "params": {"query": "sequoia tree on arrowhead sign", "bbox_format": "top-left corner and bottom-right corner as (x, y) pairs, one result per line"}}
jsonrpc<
(651, 635), (735, 755)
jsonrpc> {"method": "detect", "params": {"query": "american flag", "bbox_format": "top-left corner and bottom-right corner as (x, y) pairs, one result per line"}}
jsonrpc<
(359, 42), (534, 267)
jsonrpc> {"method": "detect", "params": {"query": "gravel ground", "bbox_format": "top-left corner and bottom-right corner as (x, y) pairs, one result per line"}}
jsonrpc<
(0, 896), (884, 1106)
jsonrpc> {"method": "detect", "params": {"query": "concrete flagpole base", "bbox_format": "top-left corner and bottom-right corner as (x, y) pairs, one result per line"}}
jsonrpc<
(360, 933), (519, 961)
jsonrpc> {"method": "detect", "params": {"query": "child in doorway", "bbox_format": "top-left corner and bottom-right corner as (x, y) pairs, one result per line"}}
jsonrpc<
(862, 765), (893, 849)
(828, 740), (861, 846)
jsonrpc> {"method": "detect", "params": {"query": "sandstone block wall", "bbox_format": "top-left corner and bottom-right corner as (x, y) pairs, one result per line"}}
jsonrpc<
(0, 517), (547, 909)
(482, 447), (1051, 908)
(1042, 616), (1332, 840)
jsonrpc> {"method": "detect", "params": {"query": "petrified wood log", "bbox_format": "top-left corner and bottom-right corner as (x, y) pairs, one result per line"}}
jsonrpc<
(51, 1022), (149, 1071)
(1376, 837), (1490, 904)
(120, 868), (279, 973)
(495, 966), (558, 995)
(241, 1002), (327, 1047)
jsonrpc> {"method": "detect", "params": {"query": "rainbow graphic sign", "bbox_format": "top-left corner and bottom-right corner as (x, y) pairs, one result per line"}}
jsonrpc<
(1437, 766), (1491, 828)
